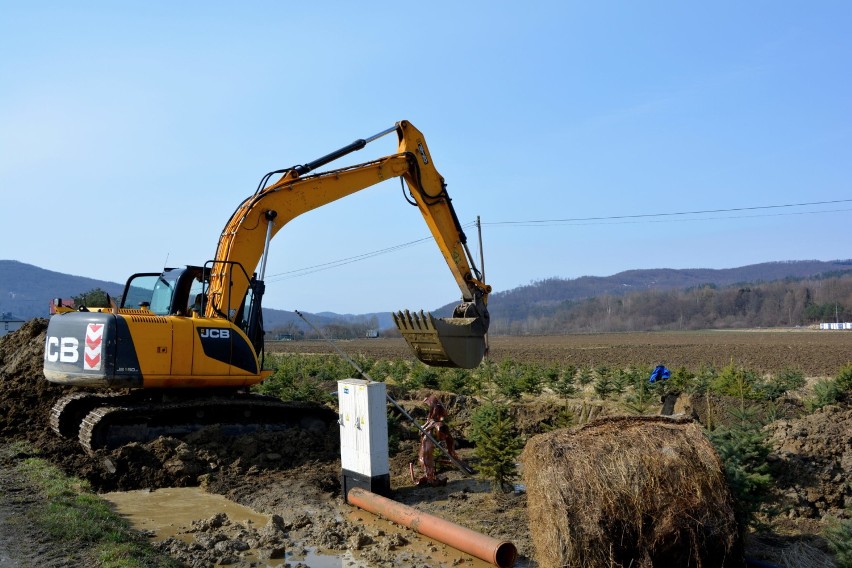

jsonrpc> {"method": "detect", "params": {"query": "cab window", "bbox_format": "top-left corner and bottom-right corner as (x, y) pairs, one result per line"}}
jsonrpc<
(122, 274), (176, 316)
(123, 275), (159, 310)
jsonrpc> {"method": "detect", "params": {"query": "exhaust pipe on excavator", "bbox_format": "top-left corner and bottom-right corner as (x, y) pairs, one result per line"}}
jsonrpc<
(393, 308), (487, 369)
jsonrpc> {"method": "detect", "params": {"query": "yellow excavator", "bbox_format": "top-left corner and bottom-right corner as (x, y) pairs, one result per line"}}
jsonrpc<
(43, 120), (491, 452)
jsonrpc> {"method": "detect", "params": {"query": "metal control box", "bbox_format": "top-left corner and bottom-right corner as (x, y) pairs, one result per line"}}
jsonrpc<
(338, 378), (390, 500)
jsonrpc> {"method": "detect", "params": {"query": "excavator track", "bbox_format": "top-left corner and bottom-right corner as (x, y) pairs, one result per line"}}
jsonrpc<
(51, 392), (336, 454)
(50, 392), (131, 438)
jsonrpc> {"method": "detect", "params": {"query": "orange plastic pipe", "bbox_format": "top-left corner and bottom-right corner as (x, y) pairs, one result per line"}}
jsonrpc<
(347, 487), (517, 568)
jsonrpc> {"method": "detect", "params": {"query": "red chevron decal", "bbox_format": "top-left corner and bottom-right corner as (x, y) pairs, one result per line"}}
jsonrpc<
(84, 323), (104, 371)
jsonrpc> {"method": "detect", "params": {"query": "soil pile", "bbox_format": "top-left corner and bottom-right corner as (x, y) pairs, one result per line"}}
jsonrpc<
(767, 404), (852, 520)
(0, 319), (60, 439)
(522, 415), (743, 568)
(0, 318), (86, 458)
(94, 422), (341, 492)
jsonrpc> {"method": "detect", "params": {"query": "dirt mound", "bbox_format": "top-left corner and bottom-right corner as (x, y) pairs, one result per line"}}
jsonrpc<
(766, 403), (852, 520)
(0, 319), (89, 462)
(0, 319), (61, 438)
(522, 415), (743, 568)
(88, 423), (342, 492)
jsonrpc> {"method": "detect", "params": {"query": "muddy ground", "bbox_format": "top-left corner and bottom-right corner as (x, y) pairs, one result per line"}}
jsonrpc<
(1, 320), (850, 566)
(0, 321), (531, 567)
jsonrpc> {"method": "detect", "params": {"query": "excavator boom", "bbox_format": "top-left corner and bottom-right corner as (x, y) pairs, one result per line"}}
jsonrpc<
(43, 120), (490, 452)
(208, 120), (490, 368)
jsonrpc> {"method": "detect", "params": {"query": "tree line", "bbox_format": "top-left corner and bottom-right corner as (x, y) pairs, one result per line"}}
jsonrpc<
(68, 273), (852, 337)
(488, 273), (852, 334)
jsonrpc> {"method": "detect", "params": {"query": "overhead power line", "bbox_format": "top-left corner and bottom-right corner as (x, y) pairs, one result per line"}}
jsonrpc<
(265, 200), (849, 282)
(483, 199), (852, 226)
(484, 206), (852, 227)
(265, 222), (478, 282)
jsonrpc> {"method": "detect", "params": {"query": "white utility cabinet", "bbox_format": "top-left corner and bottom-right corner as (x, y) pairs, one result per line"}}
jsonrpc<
(338, 378), (390, 500)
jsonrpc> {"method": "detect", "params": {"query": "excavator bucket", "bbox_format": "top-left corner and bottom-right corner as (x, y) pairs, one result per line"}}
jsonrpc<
(393, 309), (486, 369)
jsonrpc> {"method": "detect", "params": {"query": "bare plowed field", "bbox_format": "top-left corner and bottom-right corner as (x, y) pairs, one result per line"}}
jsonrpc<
(268, 330), (852, 377)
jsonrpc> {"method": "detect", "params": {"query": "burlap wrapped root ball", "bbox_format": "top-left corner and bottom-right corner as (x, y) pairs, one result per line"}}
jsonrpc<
(522, 416), (744, 568)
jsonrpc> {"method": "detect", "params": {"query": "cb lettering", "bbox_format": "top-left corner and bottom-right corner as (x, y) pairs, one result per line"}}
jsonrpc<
(45, 336), (80, 363)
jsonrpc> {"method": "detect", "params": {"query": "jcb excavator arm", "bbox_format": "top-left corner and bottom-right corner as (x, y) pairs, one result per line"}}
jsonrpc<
(208, 120), (490, 368)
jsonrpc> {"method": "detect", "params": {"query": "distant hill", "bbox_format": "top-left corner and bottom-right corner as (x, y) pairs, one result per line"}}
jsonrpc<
(262, 309), (392, 333)
(480, 260), (852, 323)
(0, 260), (125, 319)
(5, 259), (852, 331)
(0, 260), (393, 330)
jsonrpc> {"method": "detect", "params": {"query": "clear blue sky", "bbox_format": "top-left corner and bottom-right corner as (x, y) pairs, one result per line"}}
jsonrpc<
(2, 2), (849, 314)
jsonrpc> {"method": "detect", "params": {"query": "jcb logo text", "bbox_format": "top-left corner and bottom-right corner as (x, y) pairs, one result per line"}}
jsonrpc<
(199, 328), (230, 339)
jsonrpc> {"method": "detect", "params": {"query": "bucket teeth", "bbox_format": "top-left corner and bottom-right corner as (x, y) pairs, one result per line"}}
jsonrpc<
(393, 309), (435, 332)
(393, 309), (486, 369)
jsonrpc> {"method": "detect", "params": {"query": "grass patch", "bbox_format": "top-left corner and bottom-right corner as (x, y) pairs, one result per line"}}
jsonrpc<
(9, 443), (180, 568)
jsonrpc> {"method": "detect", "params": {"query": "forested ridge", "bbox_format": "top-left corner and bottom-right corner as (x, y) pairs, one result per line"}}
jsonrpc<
(7, 259), (852, 336)
(488, 270), (852, 334)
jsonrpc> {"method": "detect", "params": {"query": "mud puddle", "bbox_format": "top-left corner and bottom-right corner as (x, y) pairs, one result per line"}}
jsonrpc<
(102, 487), (359, 567)
(103, 487), (270, 540)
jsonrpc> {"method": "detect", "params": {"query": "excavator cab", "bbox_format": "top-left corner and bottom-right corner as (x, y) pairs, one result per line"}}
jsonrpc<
(121, 267), (206, 315)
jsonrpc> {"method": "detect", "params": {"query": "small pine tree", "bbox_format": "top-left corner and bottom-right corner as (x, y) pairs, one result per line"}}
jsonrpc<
(494, 363), (524, 400)
(759, 368), (806, 401)
(711, 363), (760, 400)
(546, 404), (576, 431)
(668, 366), (696, 392)
(623, 370), (654, 415)
(543, 364), (564, 389)
(836, 364), (852, 393)
(438, 368), (469, 394)
(410, 363), (440, 389)
(824, 515), (852, 568)
(708, 405), (773, 531)
(469, 403), (523, 492)
(593, 374), (614, 399)
(576, 368), (594, 387)
(610, 368), (629, 395)
(553, 373), (577, 398)
(518, 363), (543, 395)
(807, 378), (842, 411)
